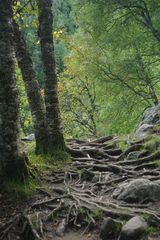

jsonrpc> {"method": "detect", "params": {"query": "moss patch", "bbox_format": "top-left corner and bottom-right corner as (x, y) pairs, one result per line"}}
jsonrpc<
(26, 141), (71, 171)
(3, 141), (71, 199)
(145, 226), (160, 236)
(144, 134), (160, 153)
(117, 135), (132, 151)
(3, 177), (38, 200)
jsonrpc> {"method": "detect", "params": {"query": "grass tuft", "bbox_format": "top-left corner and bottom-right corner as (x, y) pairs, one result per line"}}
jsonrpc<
(3, 141), (71, 199)
(26, 141), (71, 171)
(144, 134), (160, 152)
(3, 177), (38, 200)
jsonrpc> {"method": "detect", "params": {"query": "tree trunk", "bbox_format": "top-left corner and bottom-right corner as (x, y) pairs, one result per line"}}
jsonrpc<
(0, 0), (28, 180)
(13, 21), (47, 154)
(38, 0), (65, 153)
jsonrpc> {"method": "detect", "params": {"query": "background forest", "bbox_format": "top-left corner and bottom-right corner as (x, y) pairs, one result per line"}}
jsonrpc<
(18, 0), (160, 139)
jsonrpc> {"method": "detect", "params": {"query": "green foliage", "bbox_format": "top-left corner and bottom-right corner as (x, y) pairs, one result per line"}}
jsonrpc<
(60, 0), (160, 137)
(145, 226), (160, 235)
(60, 28), (145, 136)
(27, 141), (71, 171)
(144, 134), (160, 152)
(91, 208), (103, 219)
(78, 207), (103, 226)
(3, 139), (71, 199)
(16, 65), (33, 135)
(3, 177), (38, 200)
(117, 135), (131, 151)
(52, 0), (75, 33)
(59, 70), (99, 138)
(14, 0), (160, 139)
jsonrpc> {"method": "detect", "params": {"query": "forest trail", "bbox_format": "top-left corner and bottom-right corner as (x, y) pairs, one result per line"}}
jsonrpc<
(1, 135), (160, 239)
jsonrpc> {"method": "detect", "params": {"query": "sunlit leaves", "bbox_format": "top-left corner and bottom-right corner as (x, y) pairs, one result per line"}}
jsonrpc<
(13, 0), (38, 30)
(62, 0), (160, 135)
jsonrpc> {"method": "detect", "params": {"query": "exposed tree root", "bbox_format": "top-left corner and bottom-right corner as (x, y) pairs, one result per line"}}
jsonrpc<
(117, 151), (160, 166)
(2, 134), (160, 239)
(20, 215), (44, 240)
(89, 136), (113, 143)
(134, 162), (157, 171)
(121, 143), (144, 158)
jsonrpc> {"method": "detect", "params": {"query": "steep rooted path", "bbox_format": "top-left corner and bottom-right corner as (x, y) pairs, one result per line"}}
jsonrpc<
(1, 135), (160, 239)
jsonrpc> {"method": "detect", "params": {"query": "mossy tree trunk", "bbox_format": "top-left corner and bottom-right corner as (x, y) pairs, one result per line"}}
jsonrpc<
(0, 0), (28, 180)
(38, 0), (65, 153)
(13, 21), (47, 154)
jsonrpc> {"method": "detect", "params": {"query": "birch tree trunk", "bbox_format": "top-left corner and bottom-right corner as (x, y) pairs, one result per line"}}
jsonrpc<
(38, 0), (65, 153)
(0, 0), (28, 180)
(13, 21), (47, 154)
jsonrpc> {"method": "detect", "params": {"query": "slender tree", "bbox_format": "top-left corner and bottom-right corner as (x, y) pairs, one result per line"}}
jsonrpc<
(38, 0), (65, 153)
(13, 21), (47, 154)
(134, 46), (158, 106)
(0, 0), (28, 180)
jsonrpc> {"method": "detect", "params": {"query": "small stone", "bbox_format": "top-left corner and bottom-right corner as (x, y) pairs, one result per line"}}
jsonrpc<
(56, 218), (66, 237)
(92, 175), (99, 183)
(119, 216), (148, 240)
(100, 217), (122, 240)
(21, 133), (35, 141)
(136, 103), (160, 140)
(126, 151), (141, 160)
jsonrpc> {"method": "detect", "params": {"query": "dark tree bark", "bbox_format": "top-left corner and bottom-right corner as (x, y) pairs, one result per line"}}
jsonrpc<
(13, 21), (47, 154)
(38, 0), (65, 152)
(0, 0), (28, 180)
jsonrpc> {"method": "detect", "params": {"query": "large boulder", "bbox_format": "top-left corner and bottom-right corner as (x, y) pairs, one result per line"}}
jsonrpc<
(136, 103), (160, 140)
(140, 104), (160, 125)
(100, 217), (122, 240)
(112, 178), (160, 203)
(119, 216), (148, 240)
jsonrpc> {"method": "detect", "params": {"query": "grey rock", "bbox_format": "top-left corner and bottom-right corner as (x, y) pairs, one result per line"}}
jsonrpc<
(112, 182), (128, 199)
(100, 217), (122, 240)
(140, 104), (160, 126)
(136, 124), (155, 140)
(119, 216), (148, 240)
(21, 133), (35, 141)
(126, 151), (141, 160)
(92, 175), (99, 183)
(56, 218), (66, 237)
(136, 103), (160, 140)
(112, 178), (160, 203)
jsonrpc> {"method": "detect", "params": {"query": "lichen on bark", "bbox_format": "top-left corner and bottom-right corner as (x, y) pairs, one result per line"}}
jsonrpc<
(0, 0), (28, 180)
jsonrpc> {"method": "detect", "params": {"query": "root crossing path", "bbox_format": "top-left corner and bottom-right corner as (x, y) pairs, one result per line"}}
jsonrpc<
(1, 135), (160, 239)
